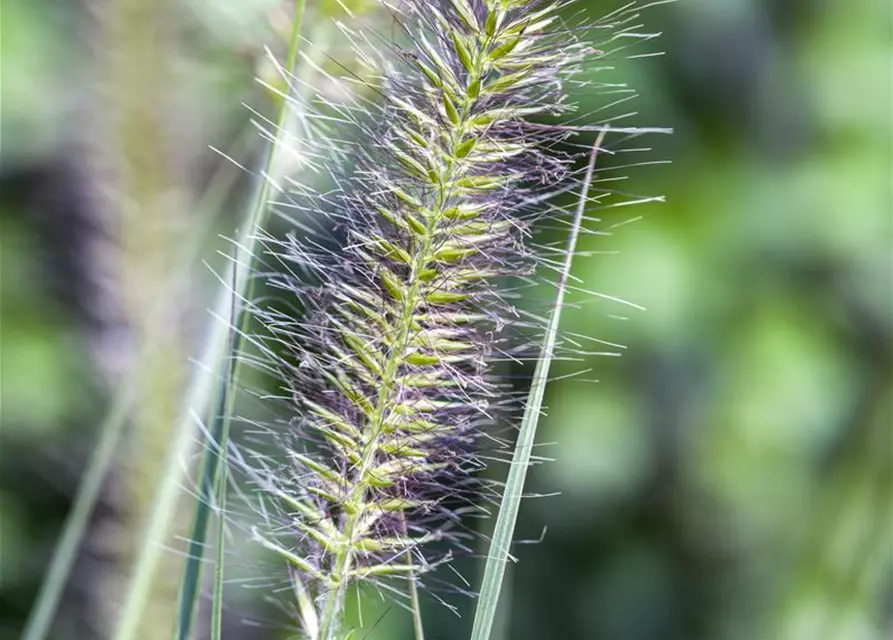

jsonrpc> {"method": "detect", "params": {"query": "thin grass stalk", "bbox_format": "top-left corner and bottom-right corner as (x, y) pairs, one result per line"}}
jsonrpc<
(470, 131), (607, 640)
(175, 2), (308, 638)
(400, 512), (425, 640)
(409, 576), (425, 640)
(490, 563), (512, 640)
(21, 379), (136, 640)
(210, 458), (227, 640)
(112, 282), (227, 640)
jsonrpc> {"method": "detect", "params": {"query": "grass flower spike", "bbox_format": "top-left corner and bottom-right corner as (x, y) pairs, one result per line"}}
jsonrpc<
(240, 1), (591, 637)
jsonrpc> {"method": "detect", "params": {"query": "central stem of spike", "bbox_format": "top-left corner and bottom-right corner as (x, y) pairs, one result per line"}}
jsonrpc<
(316, 12), (498, 640)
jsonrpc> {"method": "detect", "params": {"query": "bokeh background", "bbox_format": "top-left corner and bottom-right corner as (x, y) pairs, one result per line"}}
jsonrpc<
(1, 0), (890, 639)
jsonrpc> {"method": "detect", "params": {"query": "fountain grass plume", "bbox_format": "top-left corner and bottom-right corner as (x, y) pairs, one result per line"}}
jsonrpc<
(235, 1), (609, 637)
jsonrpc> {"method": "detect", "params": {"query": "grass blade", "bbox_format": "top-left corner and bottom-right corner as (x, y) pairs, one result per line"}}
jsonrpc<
(112, 284), (231, 640)
(20, 380), (136, 640)
(175, 3), (308, 639)
(469, 132), (607, 640)
(209, 444), (228, 640)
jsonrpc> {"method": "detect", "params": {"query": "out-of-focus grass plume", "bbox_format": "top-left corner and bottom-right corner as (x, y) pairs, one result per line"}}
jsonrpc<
(0, 0), (889, 639)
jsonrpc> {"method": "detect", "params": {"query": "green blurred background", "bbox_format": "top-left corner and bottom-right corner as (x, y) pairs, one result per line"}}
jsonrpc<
(1, 0), (890, 639)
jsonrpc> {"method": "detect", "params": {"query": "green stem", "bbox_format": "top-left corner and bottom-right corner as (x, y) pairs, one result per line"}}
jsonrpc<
(405, 514), (425, 640)
(409, 576), (426, 640)
(21, 378), (136, 640)
(209, 450), (227, 640)
(205, 0), (308, 626)
(469, 131), (607, 640)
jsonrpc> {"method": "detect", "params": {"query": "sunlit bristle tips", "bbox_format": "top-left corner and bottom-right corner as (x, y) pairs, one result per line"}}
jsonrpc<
(241, 1), (588, 637)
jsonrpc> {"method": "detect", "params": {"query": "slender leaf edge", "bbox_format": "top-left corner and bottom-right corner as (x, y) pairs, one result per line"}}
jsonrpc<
(469, 131), (607, 640)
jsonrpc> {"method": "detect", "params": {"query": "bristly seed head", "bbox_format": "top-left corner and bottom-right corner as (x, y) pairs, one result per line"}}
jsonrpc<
(239, 0), (596, 637)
